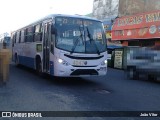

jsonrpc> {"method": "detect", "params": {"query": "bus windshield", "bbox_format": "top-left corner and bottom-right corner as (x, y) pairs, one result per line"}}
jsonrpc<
(54, 17), (106, 54)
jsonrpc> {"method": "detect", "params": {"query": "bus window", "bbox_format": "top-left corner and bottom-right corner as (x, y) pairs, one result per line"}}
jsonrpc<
(24, 29), (27, 42)
(12, 33), (14, 43)
(21, 30), (25, 43)
(34, 24), (42, 41)
(11, 34), (14, 47)
(26, 26), (34, 42)
(16, 31), (20, 43)
(19, 31), (21, 43)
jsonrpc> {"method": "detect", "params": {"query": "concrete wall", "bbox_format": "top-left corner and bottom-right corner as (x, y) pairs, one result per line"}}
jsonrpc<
(92, 0), (160, 20)
(92, 0), (119, 20)
(119, 0), (160, 17)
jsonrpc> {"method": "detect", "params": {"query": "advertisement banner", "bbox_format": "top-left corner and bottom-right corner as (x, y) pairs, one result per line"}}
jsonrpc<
(112, 10), (160, 40)
(106, 31), (111, 39)
(114, 50), (123, 69)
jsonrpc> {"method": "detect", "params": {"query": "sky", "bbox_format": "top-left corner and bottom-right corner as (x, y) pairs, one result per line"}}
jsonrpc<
(0, 0), (93, 35)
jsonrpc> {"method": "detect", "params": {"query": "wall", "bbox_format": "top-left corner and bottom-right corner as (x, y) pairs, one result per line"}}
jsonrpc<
(92, 0), (119, 20)
(119, 0), (160, 17)
(92, 0), (160, 19)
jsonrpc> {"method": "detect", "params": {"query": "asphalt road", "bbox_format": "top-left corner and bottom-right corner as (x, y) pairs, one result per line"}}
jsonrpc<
(0, 64), (160, 120)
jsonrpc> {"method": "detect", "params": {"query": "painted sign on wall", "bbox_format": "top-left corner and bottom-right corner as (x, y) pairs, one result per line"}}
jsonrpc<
(112, 10), (160, 40)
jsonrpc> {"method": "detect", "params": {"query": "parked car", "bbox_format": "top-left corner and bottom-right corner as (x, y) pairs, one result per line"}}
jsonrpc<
(126, 46), (160, 81)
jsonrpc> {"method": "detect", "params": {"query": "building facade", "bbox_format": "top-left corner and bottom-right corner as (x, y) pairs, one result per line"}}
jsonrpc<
(93, 0), (160, 47)
(92, 0), (160, 19)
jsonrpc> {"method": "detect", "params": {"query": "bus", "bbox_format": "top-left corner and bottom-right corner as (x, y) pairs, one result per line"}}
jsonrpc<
(11, 14), (107, 77)
(0, 36), (11, 45)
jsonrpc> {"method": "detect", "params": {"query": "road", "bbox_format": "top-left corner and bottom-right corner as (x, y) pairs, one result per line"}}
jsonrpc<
(0, 64), (160, 120)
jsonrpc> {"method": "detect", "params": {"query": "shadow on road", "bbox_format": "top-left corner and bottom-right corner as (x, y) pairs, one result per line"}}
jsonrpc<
(46, 75), (101, 87)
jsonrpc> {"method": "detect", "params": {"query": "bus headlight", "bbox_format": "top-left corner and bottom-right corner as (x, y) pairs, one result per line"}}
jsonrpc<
(58, 58), (63, 63)
(101, 60), (107, 65)
(57, 58), (70, 66)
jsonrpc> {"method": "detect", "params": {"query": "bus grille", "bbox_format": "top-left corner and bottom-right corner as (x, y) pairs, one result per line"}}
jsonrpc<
(70, 69), (98, 76)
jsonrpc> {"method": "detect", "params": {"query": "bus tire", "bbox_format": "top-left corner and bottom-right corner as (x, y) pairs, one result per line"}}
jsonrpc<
(36, 58), (43, 76)
(15, 54), (19, 67)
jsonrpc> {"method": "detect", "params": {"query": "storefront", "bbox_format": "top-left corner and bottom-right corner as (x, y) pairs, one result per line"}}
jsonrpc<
(103, 18), (122, 67)
(103, 18), (112, 40)
(112, 10), (160, 47)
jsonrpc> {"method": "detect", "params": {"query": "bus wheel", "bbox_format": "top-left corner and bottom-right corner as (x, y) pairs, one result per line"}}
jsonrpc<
(36, 59), (43, 76)
(15, 54), (19, 67)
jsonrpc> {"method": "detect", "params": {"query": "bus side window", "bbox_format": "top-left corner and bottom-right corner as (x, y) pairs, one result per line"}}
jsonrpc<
(16, 31), (19, 43)
(13, 33), (15, 43)
(26, 27), (34, 42)
(34, 24), (42, 42)
(24, 29), (27, 42)
(16, 31), (20, 43)
(21, 30), (25, 43)
(12, 33), (15, 47)
(19, 31), (21, 43)
(14, 32), (17, 43)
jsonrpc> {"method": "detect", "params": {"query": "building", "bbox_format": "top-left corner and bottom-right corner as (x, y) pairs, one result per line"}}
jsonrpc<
(92, 0), (160, 19)
(92, 0), (160, 47)
(103, 16), (121, 47)
(112, 10), (160, 47)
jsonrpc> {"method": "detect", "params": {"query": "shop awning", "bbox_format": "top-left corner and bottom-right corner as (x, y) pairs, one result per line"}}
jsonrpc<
(112, 10), (160, 41)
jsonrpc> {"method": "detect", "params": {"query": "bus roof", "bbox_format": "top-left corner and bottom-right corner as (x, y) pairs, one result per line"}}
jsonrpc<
(50, 14), (100, 21)
(12, 14), (101, 32)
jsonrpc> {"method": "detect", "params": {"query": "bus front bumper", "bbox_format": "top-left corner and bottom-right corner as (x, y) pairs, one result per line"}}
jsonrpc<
(54, 64), (107, 77)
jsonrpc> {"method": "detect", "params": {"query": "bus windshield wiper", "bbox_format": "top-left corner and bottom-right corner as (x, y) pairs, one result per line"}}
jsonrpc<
(86, 27), (100, 55)
(70, 27), (84, 54)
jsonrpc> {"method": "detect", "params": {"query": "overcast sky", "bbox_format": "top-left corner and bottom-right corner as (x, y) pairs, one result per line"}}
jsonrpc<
(0, 0), (93, 34)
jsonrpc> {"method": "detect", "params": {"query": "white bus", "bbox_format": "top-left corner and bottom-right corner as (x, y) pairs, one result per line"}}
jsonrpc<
(12, 14), (107, 77)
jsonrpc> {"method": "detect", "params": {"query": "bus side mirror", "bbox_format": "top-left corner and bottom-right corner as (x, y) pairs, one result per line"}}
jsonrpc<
(51, 25), (56, 34)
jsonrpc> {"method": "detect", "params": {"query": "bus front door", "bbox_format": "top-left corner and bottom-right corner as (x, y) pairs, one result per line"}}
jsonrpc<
(43, 22), (51, 73)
